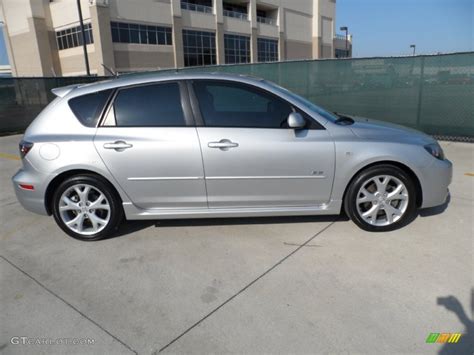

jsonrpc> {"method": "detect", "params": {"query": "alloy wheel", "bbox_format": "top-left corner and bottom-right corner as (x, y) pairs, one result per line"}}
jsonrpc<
(355, 175), (409, 227)
(58, 184), (111, 236)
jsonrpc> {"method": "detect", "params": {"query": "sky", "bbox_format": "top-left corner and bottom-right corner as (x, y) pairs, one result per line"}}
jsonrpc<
(337, 0), (473, 57)
(0, 0), (472, 64)
(0, 28), (8, 65)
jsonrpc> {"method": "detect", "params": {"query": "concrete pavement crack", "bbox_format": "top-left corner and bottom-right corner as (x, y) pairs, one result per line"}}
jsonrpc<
(158, 218), (338, 353)
(0, 255), (137, 355)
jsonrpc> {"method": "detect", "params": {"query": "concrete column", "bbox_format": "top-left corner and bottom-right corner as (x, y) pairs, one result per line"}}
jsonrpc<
(171, 0), (184, 68)
(90, 4), (115, 76)
(250, 28), (258, 63)
(249, 0), (258, 63)
(312, 36), (321, 59)
(172, 16), (185, 68)
(214, 0), (224, 65)
(249, 0), (257, 29)
(278, 6), (285, 61)
(279, 31), (285, 61)
(0, 0), (56, 76)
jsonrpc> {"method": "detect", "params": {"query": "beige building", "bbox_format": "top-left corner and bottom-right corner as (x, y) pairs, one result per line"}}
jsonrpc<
(0, 0), (352, 77)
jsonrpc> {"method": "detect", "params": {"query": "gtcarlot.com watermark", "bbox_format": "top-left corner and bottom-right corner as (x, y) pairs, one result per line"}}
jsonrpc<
(11, 336), (95, 346)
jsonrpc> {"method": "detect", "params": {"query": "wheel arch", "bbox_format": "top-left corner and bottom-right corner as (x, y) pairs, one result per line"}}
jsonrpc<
(341, 160), (423, 213)
(44, 169), (123, 215)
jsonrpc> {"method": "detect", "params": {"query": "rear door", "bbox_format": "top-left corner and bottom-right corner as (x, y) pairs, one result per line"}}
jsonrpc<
(190, 80), (335, 208)
(94, 81), (207, 210)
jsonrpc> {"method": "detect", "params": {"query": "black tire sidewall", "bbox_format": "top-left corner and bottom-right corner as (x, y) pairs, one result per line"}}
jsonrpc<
(345, 165), (417, 232)
(52, 174), (123, 241)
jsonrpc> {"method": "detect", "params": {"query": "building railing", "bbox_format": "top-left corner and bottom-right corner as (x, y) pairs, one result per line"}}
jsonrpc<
(335, 33), (347, 41)
(223, 9), (248, 20)
(257, 16), (275, 26)
(181, 1), (213, 14)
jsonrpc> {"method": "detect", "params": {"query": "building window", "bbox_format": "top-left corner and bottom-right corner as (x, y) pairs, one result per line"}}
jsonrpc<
(183, 30), (216, 67)
(110, 22), (172, 45)
(335, 49), (350, 58)
(257, 38), (278, 62)
(224, 34), (250, 64)
(56, 23), (93, 50)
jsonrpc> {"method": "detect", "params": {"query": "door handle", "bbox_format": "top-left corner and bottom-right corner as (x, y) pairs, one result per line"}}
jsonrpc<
(208, 139), (239, 150)
(103, 141), (133, 151)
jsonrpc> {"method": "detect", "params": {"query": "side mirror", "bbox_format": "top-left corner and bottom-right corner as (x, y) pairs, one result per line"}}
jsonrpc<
(287, 112), (306, 129)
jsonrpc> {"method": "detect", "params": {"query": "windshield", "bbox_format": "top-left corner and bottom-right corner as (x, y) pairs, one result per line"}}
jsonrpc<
(264, 80), (339, 123)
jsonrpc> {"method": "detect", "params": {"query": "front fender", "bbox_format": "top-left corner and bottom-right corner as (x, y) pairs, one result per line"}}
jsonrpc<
(331, 140), (430, 203)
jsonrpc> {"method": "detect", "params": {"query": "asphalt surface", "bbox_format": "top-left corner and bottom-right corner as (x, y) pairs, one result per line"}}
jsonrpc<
(0, 134), (472, 355)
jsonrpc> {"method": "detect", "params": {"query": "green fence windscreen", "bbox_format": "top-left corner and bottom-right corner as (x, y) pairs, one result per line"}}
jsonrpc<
(0, 52), (472, 139)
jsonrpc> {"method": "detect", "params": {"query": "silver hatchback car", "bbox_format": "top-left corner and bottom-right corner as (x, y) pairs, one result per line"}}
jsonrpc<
(13, 73), (452, 240)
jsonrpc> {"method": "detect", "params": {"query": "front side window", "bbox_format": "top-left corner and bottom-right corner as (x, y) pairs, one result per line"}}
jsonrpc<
(113, 83), (185, 127)
(193, 81), (293, 128)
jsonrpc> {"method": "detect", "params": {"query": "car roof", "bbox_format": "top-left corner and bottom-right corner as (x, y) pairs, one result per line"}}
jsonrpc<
(59, 72), (266, 99)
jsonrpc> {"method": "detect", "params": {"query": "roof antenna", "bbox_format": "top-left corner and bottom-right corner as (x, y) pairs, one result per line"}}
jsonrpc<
(101, 63), (118, 77)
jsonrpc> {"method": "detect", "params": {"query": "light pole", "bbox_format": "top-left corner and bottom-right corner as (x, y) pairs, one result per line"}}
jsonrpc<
(340, 26), (348, 57)
(410, 44), (416, 56)
(76, 0), (91, 76)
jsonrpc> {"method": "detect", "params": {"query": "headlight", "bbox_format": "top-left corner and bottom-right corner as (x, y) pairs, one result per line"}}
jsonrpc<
(424, 143), (445, 160)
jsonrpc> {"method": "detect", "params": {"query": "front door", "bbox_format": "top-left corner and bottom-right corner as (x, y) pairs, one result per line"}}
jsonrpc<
(94, 81), (207, 210)
(191, 80), (335, 208)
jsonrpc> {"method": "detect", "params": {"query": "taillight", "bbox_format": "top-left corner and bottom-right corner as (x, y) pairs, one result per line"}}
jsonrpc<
(19, 184), (35, 191)
(19, 140), (34, 159)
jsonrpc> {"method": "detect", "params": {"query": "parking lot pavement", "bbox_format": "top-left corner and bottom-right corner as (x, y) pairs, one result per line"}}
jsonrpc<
(0, 134), (473, 354)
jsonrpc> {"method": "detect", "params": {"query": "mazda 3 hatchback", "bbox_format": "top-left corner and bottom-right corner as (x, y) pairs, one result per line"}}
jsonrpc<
(12, 73), (452, 240)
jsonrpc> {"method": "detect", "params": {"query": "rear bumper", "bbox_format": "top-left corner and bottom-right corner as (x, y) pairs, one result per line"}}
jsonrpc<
(12, 168), (50, 216)
(419, 158), (453, 209)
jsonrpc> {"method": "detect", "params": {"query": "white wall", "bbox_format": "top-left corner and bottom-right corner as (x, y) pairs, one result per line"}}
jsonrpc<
(109, 0), (173, 26)
(50, 0), (91, 29)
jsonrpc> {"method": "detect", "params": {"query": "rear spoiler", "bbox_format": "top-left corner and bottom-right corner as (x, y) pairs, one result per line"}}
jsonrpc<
(51, 84), (81, 98)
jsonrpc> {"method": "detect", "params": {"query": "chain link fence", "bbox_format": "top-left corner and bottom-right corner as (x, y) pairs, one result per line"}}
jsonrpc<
(0, 52), (472, 140)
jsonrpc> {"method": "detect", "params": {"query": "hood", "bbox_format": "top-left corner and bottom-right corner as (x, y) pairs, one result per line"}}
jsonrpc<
(347, 116), (436, 145)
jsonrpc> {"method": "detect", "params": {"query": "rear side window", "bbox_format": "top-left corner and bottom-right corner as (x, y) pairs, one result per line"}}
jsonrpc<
(113, 82), (185, 127)
(68, 90), (112, 127)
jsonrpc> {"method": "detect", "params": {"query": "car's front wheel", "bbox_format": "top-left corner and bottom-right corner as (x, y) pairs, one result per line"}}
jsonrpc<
(344, 164), (417, 231)
(52, 174), (123, 241)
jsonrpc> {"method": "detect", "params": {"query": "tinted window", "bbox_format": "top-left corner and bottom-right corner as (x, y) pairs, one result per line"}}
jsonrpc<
(193, 81), (293, 128)
(264, 80), (338, 123)
(68, 89), (112, 127)
(113, 83), (185, 127)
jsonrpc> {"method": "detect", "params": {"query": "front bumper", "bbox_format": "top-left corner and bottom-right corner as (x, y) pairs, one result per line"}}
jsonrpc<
(12, 168), (51, 216)
(419, 158), (453, 209)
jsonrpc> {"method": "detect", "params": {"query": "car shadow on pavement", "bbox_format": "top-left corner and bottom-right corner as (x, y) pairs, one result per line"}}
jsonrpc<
(108, 214), (348, 239)
(437, 290), (473, 354)
(104, 195), (450, 240)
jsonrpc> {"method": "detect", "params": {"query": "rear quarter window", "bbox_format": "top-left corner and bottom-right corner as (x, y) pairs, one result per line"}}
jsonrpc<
(68, 90), (112, 127)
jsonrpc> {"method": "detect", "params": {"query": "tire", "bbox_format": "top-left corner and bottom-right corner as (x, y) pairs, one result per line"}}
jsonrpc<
(52, 174), (123, 241)
(344, 164), (417, 232)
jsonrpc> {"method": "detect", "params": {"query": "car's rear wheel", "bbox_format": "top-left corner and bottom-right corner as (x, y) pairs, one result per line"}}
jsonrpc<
(52, 174), (123, 241)
(344, 165), (417, 231)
